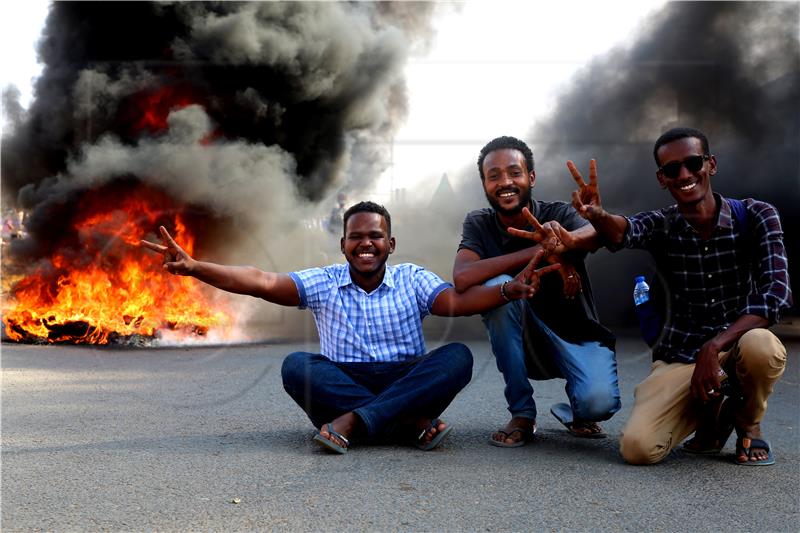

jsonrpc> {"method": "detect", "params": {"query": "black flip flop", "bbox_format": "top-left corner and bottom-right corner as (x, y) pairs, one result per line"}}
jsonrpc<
(488, 425), (536, 448)
(550, 402), (607, 439)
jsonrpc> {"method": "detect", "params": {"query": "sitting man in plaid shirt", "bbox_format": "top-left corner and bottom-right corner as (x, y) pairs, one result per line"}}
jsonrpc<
(142, 201), (560, 454)
(513, 127), (791, 465)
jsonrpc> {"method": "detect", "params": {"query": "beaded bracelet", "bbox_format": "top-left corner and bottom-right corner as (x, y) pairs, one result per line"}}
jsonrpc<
(499, 280), (511, 302)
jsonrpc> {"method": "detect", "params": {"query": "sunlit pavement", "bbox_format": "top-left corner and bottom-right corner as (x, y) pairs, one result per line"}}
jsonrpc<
(2, 331), (798, 532)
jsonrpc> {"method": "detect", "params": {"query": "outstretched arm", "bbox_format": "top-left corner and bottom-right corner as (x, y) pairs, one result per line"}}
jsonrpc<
(434, 249), (560, 316)
(567, 159), (628, 246)
(453, 244), (547, 293)
(140, 226), (300, 307)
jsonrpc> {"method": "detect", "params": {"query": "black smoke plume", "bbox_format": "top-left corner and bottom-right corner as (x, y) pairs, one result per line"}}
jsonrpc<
(2, 1), (436, 261)
(525, 1), (799, 321)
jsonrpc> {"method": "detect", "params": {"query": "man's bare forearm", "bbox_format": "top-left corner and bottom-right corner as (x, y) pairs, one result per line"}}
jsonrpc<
(567, 224), (604, 252)
(586, 210), (629, 247)
(187, 261), (299, 306)
(432, 285), (507, 316)
(453, 245), (543, 292)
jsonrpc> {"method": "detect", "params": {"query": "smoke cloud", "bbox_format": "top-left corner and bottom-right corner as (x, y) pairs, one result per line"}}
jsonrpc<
(2, 1), (438, 260)
(497, 1), (798, 322)
(1, 1), (440, 341)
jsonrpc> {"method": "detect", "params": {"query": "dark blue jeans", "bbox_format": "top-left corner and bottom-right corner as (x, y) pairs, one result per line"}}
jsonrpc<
(281, 343), (473, 440)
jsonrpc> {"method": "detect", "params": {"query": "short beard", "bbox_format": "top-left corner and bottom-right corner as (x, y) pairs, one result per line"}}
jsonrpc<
(485, 187), (533, 216)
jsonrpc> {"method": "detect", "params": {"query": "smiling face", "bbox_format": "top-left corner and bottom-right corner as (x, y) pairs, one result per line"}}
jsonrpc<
(655, 136), (716, 208)
(481, 148), (534, 215)
(340, 211), (395, 280)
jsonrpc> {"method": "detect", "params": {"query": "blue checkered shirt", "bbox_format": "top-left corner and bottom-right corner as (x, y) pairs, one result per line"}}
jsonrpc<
(289, 263), (451, 362)
(621, 194), (792, 363)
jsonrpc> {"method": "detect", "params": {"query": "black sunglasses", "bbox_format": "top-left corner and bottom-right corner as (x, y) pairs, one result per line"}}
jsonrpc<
(658, 154), (709, 179)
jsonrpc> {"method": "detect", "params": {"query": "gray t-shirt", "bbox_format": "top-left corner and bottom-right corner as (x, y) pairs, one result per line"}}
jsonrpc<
(458, 200), (614, 347)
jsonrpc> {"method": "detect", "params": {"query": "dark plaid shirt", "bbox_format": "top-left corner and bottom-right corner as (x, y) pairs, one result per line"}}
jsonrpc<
(622, 194), (792, 363)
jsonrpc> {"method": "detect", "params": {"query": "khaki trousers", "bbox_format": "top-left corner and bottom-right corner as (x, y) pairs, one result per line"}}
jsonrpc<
(620, 328), (787, 465)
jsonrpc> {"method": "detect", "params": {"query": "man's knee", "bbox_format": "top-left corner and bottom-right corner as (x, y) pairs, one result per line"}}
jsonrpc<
(482, 275), (525, 325)
(619, 431), (670, 465)
(573, 385), (621, 422)
(736, 329), (786, 367)
(441, 342), (474, 387)
(484, 274), (512, 288)
(281, 351), (313, 389)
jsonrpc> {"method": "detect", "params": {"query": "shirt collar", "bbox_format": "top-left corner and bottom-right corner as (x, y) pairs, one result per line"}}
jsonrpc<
(716, 193), (735, 229)
(670, 193), (731, 234)
(337, 263), (395, 292)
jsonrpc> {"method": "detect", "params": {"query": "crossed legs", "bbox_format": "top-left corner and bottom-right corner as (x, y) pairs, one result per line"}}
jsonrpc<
(281, 343), (473, 450)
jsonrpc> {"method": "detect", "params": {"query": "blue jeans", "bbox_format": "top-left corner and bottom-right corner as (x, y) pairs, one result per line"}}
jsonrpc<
(482, 275), (620, 422)
(281, 343), (473, 440)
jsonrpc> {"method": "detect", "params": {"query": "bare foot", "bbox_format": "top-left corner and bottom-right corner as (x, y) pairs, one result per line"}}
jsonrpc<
(490, 416), (536, 446)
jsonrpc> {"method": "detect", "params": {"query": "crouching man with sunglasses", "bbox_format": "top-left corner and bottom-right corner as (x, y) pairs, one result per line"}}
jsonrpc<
(513, 127), (791, 466)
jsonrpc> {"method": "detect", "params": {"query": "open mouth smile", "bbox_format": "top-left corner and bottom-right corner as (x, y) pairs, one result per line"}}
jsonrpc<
(497, 190), (518, 199)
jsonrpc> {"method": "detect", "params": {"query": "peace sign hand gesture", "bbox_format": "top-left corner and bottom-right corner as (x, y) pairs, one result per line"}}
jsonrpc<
(501, 248), (562, 300)
(506, 207), (572, 255)
(140, 226), (197, 276)
(568, 159), (605, 222)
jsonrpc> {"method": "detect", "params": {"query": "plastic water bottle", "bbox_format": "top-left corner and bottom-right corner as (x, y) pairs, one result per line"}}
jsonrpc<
(633, 275), (650, 305)
(634, 275), (660, 346)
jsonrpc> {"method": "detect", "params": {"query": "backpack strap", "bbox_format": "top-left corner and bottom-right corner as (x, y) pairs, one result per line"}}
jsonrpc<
(727, 198), (748, 234)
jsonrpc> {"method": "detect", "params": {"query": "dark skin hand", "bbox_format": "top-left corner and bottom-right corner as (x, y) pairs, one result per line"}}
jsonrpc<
(506, 207), (582, 299)
(686, 297), (768, 402)
(433, 248), (562, 316)
(140, 226), (300, 306)
(567, 159), (628, 245)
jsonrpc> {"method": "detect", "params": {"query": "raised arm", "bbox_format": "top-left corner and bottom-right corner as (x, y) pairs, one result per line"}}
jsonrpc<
(567, 159), (628, 246)
(140, 226), (300, 307)
(435, 249), (560, 316)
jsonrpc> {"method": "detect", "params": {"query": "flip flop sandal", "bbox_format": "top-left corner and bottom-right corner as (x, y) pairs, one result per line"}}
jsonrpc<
(313, 423), (349, 454)
(735, 436), (775, 466)
(488, 425), (537, 448)
(415, 418), (453, 451)
(550, 402), (607, 439)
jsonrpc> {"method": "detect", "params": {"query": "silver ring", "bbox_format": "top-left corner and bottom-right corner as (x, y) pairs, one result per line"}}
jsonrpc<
(567, 275), (575, 279)
(707, 389), (715, 395)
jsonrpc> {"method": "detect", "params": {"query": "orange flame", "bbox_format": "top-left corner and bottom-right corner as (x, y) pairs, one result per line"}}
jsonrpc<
(2, 185), (233, 344)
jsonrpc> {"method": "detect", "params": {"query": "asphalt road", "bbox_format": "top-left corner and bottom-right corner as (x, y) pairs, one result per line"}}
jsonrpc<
(2, 333), (798, 532)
